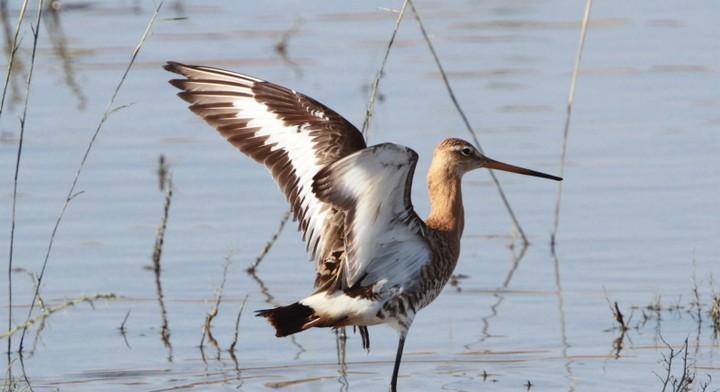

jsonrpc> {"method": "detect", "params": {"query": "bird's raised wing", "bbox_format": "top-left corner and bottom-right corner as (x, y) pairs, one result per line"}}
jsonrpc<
(313, 143), (432, 289)
(165, 62), (367, 266)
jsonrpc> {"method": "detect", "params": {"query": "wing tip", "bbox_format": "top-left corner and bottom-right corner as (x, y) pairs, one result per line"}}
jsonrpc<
(168, 78), (185, 90)
(163, 60), (185, 74)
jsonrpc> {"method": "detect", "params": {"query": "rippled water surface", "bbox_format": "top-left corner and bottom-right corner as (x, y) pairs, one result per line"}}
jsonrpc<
(1, 0), (718, 391)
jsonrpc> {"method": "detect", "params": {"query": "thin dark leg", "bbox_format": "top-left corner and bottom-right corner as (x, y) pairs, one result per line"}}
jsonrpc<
(359, 326), (370, 351)
(390, 335), (406, 392)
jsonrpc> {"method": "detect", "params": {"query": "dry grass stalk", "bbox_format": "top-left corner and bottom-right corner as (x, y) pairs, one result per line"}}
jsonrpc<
(200, 254), (233, 356)
(656, 337), (695, 392)
(17, 1), (165, 353)
(550, 0), (593, 249)
(407, 0), (528, 245)
(1, 293), (118, 339)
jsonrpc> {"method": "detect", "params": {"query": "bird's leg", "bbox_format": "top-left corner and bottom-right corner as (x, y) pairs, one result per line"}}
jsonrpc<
(359, 326), (370, 351)
(335, 327), (347, 365)
(390, 334), (406, 392)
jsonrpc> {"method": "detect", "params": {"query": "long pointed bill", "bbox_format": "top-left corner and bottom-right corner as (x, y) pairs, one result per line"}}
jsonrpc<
(482, 156), (562, 181)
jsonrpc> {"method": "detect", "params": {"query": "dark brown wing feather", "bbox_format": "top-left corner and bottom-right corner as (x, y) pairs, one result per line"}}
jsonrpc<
(164, 62), (366, 278)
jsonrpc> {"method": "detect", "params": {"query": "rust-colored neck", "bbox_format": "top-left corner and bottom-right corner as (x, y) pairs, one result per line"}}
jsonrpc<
(425, 160), (464, 245)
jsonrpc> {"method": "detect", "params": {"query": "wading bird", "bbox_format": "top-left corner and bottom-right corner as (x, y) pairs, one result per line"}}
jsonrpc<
(165, 62), (561, 391)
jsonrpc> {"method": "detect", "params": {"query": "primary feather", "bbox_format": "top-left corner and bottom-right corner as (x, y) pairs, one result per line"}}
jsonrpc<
(165, 62), (366, 284)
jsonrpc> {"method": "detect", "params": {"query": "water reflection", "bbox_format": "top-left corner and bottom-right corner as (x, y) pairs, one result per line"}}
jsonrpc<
(150, 160), (174, 362)
(552, 250), (576, 392)
(274, 18), (303, 78)
(472, 243), (528, 348)
(44, 3), (87, 109)
(247, 268), (307, 360)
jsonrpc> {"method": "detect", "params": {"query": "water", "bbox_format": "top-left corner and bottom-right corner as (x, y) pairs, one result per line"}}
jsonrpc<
(1, 0), (718, 390)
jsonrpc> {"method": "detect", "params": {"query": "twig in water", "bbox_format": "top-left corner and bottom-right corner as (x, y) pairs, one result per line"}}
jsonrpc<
(119, 309), (131, 333)
(407, 0), (529, 245)
(17, 0), (165, 353)
(6, 1), (41, 386)
(655, 337), (697, 392)
(360, 0), (408, 140)
(245, 210), (291, 273)
(152, 161), (172, 274)
(200, 253), (233, 358)
(119, 309), (131, 349)
(228, 295), (248, 354)
(152, 158), (174, 361)
(157, 154), (168, 191)
(612, 302), (629, 330)
(603, 294), (630, 358)
(228, 296), (247, 385)
(550, 0), (593, 249)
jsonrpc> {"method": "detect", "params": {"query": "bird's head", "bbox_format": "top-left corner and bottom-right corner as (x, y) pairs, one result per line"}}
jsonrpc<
(433, 138), (562, 181)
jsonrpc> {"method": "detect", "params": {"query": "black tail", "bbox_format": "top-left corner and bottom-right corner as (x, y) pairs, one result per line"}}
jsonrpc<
(256, 302), (317, 337)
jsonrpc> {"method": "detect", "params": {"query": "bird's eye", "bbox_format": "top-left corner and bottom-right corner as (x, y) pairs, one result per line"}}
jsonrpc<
(460, 147), (472, 157)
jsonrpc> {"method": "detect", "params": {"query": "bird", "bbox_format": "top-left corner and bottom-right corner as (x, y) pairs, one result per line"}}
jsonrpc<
(164, 61), (561, 391)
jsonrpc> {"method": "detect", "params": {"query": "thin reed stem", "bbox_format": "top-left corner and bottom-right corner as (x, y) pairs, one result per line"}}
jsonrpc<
(17, 0), (165, 352)
(407, 0), (529, 245)
(551, 0), (593, 249)
(360, 0), (408, 140)
(6, 1), (40, 385)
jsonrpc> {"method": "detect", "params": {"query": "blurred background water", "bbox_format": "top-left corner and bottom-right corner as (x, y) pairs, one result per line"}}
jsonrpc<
(0, 0), (718, 390)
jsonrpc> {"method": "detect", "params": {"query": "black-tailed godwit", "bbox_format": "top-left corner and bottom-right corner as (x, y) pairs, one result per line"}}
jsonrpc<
(165, 61), (561, 391)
